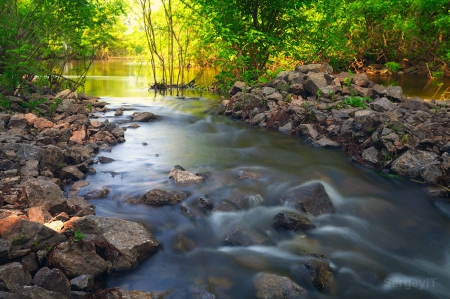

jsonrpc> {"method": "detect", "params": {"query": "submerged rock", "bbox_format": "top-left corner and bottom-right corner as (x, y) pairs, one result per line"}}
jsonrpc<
(304, 259), (333, 292)
(273, 212), (316, 231)
(224, 227), (270, 246)
(282, 182), (335, 216)
(253, 272), (306, 299)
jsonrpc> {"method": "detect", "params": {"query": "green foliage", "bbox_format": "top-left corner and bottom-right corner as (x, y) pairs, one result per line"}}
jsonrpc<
(73, 229), (85, 243)
(385, 62), (401, 73)
(342, 96), (372, 109)
(19, 98), (47, 114)
(0, 96), (11, 112)
(381, 153), (392, 166)
(12, 234), (23, 245)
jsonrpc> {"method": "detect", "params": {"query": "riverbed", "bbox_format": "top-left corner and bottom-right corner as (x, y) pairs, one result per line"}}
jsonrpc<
(65, 61), (450, 299)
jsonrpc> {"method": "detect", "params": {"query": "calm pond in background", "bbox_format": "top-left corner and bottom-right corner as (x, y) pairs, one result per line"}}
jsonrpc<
(64, 60), (450, 299)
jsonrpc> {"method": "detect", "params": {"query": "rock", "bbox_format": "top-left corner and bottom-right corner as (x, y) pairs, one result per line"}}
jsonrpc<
(224, 228), (270, 246)
(114, 109), (123, 116)
(50, 241), (110, 278)
(8, 114), (28, 130)
(391, 150), (441, 183)
(130, 112), (156, 122)
(282, 182), (335, 216)
(98, 156), (115, 163)
(362, 147), (380, 164)
(68, 181), (90, 197)
(298, 124), (318, 139)
(60, 166), (85, 181)
(111, 127), (125, 138)
(21, 252), (39, 273)
(279, 122), (292, 132)
(64, 215), (160, 269)
(0, 239), (11, 265)
(273, 212), (316, 231)
(188, 285), (216, 299)
(0, 216), (67, 250)
(304, 259), (333, 292)
(253, 272), (306, 299)
(313, 137), (340, 148)
(354, 109), (375, 133)
(14, 285), (67, 299)
(33, 118), (53, 131)
(21, 160), (39, 177)
(386, 86), (403, 101)
(399, 97), (430, 112)
(10, 143), (43, 161)
(229, 81), (247, 96)
(353, 73), (370, 87)
(127, 189), (188, 205)
(295, 63), (333, 74)
(66, 196), (95, 217)
(21, 177), (68, 215)
(27, 207), (52, 223)
(370, 97), (395, 112)
(39, 145), (65, 173)
(442, 152), (450, 169)
(169, 165), (205, 184)
(0, 262), (32, 292)
(33, 267), (71, 296)
(303, 72), (332, 95)
(251, 113), (266, 125)
(198, 196), (214, 210)
(84, 187), (110, 199)
(70, 126), (86, 144)
(70, 275), (94, 291)
(212, 201), (238, 213)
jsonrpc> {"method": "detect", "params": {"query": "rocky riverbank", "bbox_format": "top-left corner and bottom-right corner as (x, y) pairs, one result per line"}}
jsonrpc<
(0, 89), (164, 298)
(219, 64), (450, 197)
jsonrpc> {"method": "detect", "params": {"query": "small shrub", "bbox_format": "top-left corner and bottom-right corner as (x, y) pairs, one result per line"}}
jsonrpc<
(385, 62), (401, 73)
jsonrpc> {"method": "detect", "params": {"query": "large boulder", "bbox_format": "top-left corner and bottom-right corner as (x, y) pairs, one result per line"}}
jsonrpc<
(14, 286), (67, 299)
(282, 182), (335, 216)
(303, 72), (333, 95)
(224, 227), (270, 246)
(169, 165), (205, 185)
(131, 112), (156, 122)
(253, 272), (306, 299)
(0, 262), (32, 292)
(127, 189), (188, 205)
(50, 241), (110, 278)
(66, 196), (95, 217)
(391, 150), (442, 183)
(21, 177), (68, 215)
(63, 216), (160, 269)
(0, 216), (67, 250)
(229, 81), (248, 96)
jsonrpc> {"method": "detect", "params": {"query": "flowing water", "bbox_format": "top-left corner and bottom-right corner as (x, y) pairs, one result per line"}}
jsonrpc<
(65, 61), (450, 299)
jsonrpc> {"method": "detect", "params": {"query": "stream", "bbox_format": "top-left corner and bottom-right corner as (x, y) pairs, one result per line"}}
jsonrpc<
(65, 61), (450, 299)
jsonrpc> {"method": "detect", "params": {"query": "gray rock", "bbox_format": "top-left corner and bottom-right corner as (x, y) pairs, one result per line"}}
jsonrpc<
(399, 97), (430, 112)
(84, 187), (110, 199)
(353, 73), (370, 87)
(298, 124), (318, 139)
(128, 189), (188, 205)
(68, 181), (90, 197)
(0, 216), (67, 250)
(273, 212), (316, 231)
(262, 87), (276, 96)
(64, 215), (160, 269)
(229, 81), (247, 96)
(169, 165), (205, 185)
(391, 150), (441, 183)
(313, 137), (340, 148)
(295, 63), (333, 74)
(98, 156), (114, 163)
(111, 127), (125, 138)
(224, 228), (270, 246)
(312, 109), (327, 123)
(21, 160), (39, 177)
(188, 284), (216, 299)
(14, 285), (67, 299)
(279, 122), (292, 133)
(67, 196), (95, 217)
(33, 267), (71, 296)
(303, 72), (332, 95)
(362, 147), (380, 164)
(0, 239), (11, 265)
(60, 166), (85, 181)
(130, 112), (156, 122)
(254, 272), (306, 299)
(420, 164), (443, 184)
(251, 113), (266, 125)
(10, 143), (43, 161)
(370, 97), (395, 112)
(39, 145), (64, 174)
(354, 109), (375, 132)
(442, 152), (450, 169)
(70, 275), (94, 291)
(50, 241), (109, 278)
(282, 182), (335, 216)
(304, 259), (333, 292)
(7, 114), (28, 130)
(212, 201), (238, 213)
(287, 84), (305, 95)
(114, 109), (123, 116)
(21, 177), (68, 215)
(21, 252), (39, 273)
(386, 86), (403, 101)
(0, 262), (32, 292)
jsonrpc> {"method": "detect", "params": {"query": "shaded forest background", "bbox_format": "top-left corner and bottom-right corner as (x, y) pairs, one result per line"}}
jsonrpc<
(1, 0), (449, 93)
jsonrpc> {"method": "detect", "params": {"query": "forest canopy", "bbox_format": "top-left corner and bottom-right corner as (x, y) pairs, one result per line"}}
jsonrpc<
(1, 0), (449, 92)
